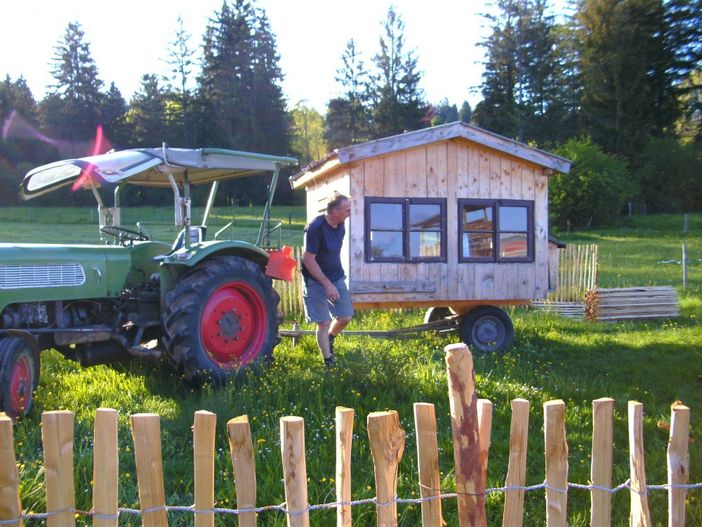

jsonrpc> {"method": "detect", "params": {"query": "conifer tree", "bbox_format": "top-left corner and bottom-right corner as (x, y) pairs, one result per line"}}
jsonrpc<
(126, 74), (166, 147)
(458, 101), (473, 123)
(0, 75), (37, 124)
(166, 16), (195, 147)
(578, 0), (676, 158)
(368, 6), (427, 137)
(42, 22), (104, 141)
(326, 39), (371, 149)
(475, 0), (569, 143)
(196, 0), (289, 204)
(101, 82), (128, 147)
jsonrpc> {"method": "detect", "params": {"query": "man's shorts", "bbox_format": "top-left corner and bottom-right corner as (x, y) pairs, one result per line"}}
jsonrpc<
(303, 276), (355, 323)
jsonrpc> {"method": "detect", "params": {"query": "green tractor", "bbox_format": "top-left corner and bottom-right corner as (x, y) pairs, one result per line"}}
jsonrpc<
(0, 146), (298, 417)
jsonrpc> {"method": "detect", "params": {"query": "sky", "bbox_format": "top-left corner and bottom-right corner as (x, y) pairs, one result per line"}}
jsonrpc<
(1, 1), (569, 114)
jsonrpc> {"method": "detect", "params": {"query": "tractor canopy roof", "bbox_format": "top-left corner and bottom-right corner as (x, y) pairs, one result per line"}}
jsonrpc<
(21, 147), (298, 200)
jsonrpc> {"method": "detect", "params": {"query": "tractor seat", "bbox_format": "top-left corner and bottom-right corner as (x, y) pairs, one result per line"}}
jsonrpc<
(153, 226), (207, 262)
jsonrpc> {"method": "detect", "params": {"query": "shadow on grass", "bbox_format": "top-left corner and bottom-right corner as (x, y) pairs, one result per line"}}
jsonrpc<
(22, 307), (702, 526)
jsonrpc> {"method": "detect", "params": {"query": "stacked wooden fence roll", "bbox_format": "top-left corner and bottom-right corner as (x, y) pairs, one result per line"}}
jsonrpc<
(584, 286), (680, 321)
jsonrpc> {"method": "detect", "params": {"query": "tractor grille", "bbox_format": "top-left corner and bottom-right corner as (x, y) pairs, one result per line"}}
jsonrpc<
(0, 264), (86, 289)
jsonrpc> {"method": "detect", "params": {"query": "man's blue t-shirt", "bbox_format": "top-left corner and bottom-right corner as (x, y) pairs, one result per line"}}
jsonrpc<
(302, 214), (345, 283)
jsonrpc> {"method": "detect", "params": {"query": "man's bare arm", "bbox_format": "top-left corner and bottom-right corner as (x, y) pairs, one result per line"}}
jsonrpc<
(302, 251), (340, 300)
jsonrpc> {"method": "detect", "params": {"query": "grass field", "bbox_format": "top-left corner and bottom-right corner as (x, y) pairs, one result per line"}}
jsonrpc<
(1, 208), (701, 526)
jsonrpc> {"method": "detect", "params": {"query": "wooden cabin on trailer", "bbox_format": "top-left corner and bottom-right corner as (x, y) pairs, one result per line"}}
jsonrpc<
(290, 121), (572, 352)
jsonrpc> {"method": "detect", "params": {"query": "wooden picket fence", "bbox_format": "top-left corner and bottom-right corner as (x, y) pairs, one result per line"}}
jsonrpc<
(549, 243), (599, 303)
(272, 246), (305, 319)
(0, 343), (694, 527)
(534, 243), (599, 318)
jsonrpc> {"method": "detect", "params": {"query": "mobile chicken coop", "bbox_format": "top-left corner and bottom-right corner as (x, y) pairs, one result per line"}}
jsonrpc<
(290, 121), (572, 352)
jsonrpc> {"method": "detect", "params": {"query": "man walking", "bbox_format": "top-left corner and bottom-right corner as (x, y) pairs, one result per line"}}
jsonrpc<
(301, 192), (354, 367)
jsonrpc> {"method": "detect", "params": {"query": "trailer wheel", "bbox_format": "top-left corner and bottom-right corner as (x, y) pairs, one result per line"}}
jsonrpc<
(0, 337), (40, 418)
(162, 256), (282, 386)
(459, 306), (514, 354)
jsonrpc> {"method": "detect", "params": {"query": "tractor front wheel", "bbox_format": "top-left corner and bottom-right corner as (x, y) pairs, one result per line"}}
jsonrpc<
(162, 256), (282, 385)
(0, 337), (40, 418)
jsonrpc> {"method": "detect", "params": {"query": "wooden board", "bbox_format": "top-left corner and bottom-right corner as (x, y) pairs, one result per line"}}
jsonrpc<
(405, 146), (427, 197)
(362, 157), (384, 284)
(533, 171), (549, 299)
(384, 151), (408, 286)
(351, 280), (436, 294)
(446, 142), (461, 301)
(489, 149), (501, 198)
(349, 162), (367, 281)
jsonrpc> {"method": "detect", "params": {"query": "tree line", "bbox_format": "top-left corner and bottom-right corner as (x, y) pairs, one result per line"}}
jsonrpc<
(1, 0), (701, 227)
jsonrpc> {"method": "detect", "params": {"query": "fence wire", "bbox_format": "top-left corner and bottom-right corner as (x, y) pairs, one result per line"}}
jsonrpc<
(3, 480), (702, 524)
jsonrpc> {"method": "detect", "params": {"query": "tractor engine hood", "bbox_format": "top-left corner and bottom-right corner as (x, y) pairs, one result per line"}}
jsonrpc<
(0, 242), (168, 313)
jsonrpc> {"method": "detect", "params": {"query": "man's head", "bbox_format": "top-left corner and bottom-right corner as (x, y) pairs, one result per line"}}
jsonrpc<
(326, 191), (351, 225)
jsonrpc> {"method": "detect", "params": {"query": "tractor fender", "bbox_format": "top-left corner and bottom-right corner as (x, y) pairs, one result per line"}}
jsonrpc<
(0, 330), (41, 355)
(158, 240), (269, 300)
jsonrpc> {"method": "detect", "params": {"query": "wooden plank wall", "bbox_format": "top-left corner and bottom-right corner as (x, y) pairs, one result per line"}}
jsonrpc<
(348, 139), (550, 305)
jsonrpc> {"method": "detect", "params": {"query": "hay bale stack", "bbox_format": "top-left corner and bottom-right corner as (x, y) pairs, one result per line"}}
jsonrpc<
(584, 286), (680, 321)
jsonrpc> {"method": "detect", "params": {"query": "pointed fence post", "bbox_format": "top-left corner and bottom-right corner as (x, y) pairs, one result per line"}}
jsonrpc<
(544, 400), (568, 527)
(591, 398), (614, 527)
(502, 399), (530, 527)
(477, 399), (493, 492)
(367, 410), (405, 527)
(667, 403), (690, 527)
(413, 403), (442, 527)
(130, 414), (169, 527)
(335, 407), (354, 527)
(93, 409), (119, 527)
(445, 343), (487, 527)
(682, 243), (688, 291)
(628, 402), (652, 527)
(42, 410), (75, 527)
(193, 411), (216, 527)
(0, 416), (23, 527)
(227, 416), (257, 527)
(280, 416), (309, 527)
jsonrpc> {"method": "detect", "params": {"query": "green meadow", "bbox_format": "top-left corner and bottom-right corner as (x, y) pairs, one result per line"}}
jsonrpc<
(1, 208), (701, 526)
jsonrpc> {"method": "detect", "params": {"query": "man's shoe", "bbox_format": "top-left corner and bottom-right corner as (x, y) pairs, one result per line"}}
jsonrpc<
(323, 334), (337, 367)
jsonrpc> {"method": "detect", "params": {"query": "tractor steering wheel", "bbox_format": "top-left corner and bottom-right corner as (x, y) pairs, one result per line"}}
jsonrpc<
(101, 225), (150, 245)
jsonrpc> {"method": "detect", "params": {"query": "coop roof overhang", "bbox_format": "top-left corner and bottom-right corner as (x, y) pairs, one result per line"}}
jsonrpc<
(21, 147), (298, 200)
(290, 121), (572, 189)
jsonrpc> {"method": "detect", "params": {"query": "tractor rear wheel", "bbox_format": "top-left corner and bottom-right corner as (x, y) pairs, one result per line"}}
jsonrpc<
(0, 337), (40, 418)
(162, 256), (282, 385)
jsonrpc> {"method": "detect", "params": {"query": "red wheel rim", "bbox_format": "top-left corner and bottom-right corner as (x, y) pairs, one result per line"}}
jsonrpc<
(10, 354), (32, 415)
(200, 281), (268, 369)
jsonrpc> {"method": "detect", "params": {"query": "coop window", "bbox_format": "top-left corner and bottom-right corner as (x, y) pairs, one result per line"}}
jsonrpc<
(365, 197), (446, 263)
(458, 199), (534, 262)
